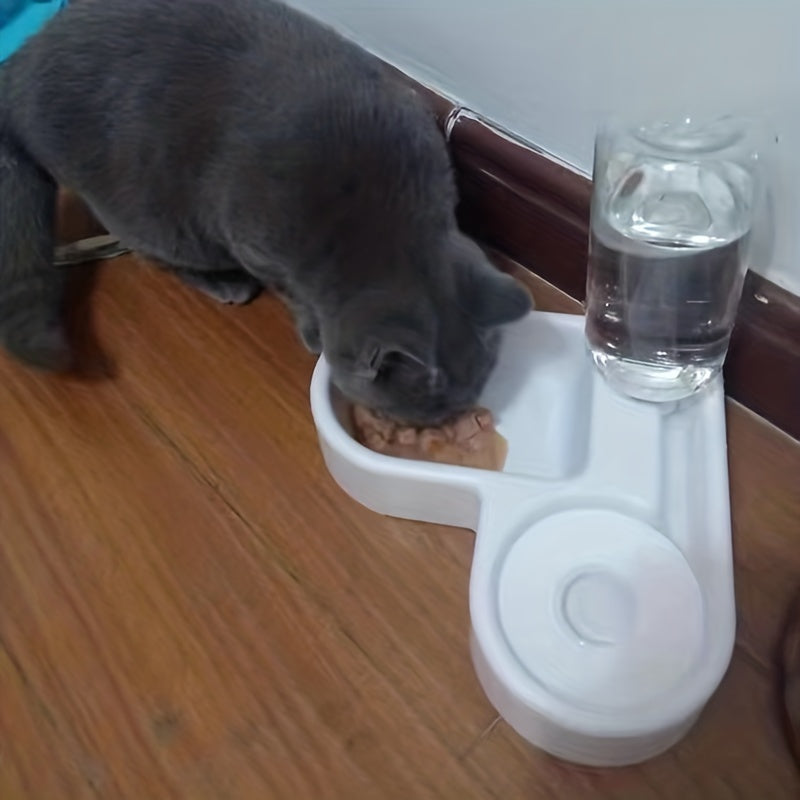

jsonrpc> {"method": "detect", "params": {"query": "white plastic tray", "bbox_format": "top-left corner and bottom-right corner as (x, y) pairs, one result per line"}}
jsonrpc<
(310, 310), (736, 767)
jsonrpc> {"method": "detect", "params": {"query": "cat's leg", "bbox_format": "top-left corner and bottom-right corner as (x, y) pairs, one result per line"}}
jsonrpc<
(172, 268), (262, 305)
(134, 247), (263, 305)
(84, 211), (263, 305)
(236, 257), (323, 352)
(277, 287), (322, 353)
(0, 129), (70, 370)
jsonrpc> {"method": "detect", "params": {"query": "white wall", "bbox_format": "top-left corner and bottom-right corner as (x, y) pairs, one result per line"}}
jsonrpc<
(286, 0), (800, 296)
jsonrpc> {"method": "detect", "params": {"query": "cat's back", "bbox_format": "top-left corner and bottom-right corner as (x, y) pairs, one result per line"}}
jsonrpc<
(5, 0), (380, 134)
(9, 0), (361, 68)
(2, 0), (452, 235)
(2, 0), (398, 183)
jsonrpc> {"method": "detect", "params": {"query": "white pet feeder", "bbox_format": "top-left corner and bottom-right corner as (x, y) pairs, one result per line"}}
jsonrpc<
(310, 310), (735, 767)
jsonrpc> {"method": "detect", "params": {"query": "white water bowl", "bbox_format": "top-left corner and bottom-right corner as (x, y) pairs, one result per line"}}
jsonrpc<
(310, 310), (735, 767)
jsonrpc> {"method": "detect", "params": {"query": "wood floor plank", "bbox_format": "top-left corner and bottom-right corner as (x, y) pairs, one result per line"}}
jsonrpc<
(727, 407), (800, 669)
(87, 261), (500, 756)
(1, 255), (798, 798)
(0, 333), (487, 799)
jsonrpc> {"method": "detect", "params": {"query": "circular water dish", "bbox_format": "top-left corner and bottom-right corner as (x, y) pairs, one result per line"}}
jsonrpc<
(497, 508), (704, 720)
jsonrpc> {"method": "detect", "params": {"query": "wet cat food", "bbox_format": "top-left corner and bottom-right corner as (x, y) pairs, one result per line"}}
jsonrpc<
(352, 405), (508, 471)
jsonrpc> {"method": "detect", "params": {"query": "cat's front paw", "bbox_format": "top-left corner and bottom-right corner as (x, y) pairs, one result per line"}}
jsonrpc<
(210, 280), (262, 305)
(176, 270), (262, 305)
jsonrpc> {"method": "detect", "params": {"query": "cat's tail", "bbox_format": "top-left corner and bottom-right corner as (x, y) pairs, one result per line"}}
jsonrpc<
(0, 109), (71, 371)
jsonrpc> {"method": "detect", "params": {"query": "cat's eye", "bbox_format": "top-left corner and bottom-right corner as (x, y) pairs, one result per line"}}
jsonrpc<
(367, 347), (383, 373)
(357, 345), (433, 383)
(380, 350), (425, 373)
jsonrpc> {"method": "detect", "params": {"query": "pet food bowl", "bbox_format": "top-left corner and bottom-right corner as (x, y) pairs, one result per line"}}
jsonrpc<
(309, 310), (735, 767)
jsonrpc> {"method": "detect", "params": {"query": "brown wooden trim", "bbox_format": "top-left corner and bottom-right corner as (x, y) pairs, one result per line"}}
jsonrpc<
(398, 76), (800, 441)
(726, 273), (800, 440)
(449, 114), (591, 302)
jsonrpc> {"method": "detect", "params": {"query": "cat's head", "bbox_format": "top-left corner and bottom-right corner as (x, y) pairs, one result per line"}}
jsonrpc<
(321, 233), (532, 426)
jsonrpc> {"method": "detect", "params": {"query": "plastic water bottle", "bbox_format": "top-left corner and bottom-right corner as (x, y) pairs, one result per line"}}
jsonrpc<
(585, 117), (759, 402)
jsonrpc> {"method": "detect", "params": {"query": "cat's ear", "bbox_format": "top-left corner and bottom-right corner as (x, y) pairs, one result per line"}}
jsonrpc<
(450, 234), (533, 326)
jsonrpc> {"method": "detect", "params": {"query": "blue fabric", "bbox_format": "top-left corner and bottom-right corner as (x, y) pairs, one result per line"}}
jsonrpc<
(0, 0), (68, 63)
(0, 2), (28, 28)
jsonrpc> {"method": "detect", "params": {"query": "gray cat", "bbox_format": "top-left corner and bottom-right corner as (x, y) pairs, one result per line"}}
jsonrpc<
(0, 0), (531, 424)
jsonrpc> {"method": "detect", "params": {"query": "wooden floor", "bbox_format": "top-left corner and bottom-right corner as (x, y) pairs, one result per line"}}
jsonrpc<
(1, 255), (799, 799)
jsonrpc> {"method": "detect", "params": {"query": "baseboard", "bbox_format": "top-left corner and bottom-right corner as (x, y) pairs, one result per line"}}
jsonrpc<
(394, 69), (800, 441)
